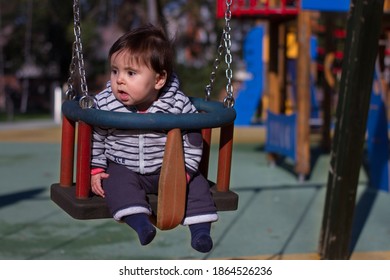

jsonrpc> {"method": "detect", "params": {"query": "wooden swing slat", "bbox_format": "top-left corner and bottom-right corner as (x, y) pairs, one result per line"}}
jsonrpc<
(156, 128), (187, 230)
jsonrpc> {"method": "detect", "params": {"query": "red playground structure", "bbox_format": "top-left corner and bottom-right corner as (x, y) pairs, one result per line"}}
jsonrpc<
(217, 0), (300, 18)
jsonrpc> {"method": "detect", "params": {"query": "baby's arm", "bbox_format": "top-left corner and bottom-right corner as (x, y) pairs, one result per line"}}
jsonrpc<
(183, 130), (203, 180)
(90, 123), (109, 197)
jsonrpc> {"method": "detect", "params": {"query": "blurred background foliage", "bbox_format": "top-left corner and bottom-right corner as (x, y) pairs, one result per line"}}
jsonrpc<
(1, 0), (240, 121)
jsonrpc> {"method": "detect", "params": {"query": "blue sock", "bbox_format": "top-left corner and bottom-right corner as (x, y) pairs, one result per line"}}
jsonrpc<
(189, 222), (213, 253)
(123, 213), (156, 246)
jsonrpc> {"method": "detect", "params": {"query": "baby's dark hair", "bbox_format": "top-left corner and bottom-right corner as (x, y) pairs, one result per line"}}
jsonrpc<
(109, 24), (174, 80)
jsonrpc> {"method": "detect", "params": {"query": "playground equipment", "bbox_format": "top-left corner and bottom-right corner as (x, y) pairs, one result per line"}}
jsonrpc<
(218, 0), (310, 178)
(218, 0), (351, 179)
(301, 0), (350, 12)
(233, 25), (264, 125)
(366, 62), (390, 192)
(363, 0), (390, 193)
(51, 0), (238, 230)
(220, 0), (388, 260)
(233, 23), (320, 124)
(217, 0), (300, 18)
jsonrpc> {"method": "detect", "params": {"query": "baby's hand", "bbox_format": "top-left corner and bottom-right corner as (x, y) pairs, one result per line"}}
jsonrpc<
(91, 172), (109, 197)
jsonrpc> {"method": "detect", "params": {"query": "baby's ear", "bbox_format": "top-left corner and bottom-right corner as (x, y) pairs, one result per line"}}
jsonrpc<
(155, 71), (167, 90)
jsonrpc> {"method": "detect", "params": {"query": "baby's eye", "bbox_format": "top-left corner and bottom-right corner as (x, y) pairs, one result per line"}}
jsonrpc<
(111, 69), (118, 75)
(127, 71), (136, 76)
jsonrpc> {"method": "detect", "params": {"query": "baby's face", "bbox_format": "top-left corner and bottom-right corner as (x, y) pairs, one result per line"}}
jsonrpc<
(110, 50), (166, 111)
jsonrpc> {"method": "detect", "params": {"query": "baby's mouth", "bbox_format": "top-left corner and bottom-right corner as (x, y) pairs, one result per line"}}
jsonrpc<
(118, 90), (130, 101)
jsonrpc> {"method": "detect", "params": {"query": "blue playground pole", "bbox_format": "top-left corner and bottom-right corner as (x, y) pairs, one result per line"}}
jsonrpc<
(234, 25), (264, 125)
(366, 69), (390, 192)
(301, 0), (350, 12)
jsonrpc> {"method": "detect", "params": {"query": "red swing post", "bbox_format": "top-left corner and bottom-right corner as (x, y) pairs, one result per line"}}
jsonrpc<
(216, 123), (234, 192)
(59, 115), (92, 200)
(59, 115), (76, 187)
(75, 121), (92, 199)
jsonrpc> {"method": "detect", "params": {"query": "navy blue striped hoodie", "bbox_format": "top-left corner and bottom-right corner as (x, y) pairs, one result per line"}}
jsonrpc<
(91, 74), (203, 175)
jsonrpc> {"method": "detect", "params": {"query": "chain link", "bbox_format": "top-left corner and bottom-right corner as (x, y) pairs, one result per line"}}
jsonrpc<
(205, 0), (234, 108)
(66, 0), (94, 108)
(65, 42), (77, 100)
(205, 35), (225, 101)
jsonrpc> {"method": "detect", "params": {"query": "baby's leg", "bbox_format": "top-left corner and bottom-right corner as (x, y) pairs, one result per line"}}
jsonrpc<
(103, 162), (156, 245)
(123, 213), (156, 245)
(184, 172), (218, 253)
(189, 222), (213, 253)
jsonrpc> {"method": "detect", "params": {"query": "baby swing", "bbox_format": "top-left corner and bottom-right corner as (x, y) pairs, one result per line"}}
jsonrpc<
(51, 0), (238, 230)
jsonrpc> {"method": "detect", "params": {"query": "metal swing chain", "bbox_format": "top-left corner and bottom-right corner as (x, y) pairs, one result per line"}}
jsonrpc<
(223, 0), (234, 108)
(65, 43), (77, 100)
(205, 0), (234, 108)
(65, 0), (94, 108)
(204, 33), (224, 101)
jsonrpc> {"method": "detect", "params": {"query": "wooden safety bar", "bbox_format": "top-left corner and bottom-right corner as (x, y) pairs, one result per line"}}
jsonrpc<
(156, 128), (187, 230)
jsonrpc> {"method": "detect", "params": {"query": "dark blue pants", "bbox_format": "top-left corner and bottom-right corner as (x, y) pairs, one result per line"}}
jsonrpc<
(102, 161), (218, 225)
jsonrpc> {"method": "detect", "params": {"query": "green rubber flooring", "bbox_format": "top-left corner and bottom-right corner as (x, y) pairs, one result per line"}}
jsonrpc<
(0, 122), (389, 259)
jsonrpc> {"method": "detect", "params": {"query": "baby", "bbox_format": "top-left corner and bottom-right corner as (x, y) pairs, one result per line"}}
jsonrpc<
(90, 24), (218, 253)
